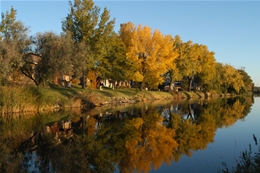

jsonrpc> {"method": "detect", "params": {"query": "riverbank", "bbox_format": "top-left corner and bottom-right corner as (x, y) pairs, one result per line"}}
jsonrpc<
(0, 84), (251, 115)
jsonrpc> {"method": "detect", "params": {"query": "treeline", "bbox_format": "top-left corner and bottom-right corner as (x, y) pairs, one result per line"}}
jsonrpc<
(0, 0), (254, 94)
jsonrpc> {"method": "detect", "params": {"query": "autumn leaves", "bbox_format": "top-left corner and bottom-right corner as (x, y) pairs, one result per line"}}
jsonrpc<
(120, 22), (251, 93)
(120, 22), (178, 89)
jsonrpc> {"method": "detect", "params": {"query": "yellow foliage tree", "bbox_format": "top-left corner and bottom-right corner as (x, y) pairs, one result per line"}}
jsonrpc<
(120, 22), (178, 90)
(220, 64), (245, 93)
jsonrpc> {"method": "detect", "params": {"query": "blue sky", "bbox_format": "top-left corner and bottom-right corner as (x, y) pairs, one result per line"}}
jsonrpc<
(1, 0), (260, 86)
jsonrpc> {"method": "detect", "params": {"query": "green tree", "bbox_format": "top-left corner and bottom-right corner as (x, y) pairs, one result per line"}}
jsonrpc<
(0, 7), (31, 85)
(27, 32), (74, 85)
(62, 0), (115, 88)
(98, 33), (136, 89)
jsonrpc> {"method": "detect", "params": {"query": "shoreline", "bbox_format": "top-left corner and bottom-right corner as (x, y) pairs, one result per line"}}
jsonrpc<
(0, 85), (254, 115)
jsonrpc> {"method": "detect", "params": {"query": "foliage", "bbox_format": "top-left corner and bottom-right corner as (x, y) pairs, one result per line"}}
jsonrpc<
(173, 36), (216, 91)
(98, 33), (136, 87)
(62, 0), (115, 88)
(219, 64), (245, 94)
(0, 7), (31, 85)
(120, 22), (178, 90)
(71, 78), (80, 85)
(238, 69), (254, 93)
(86, 70), (98, 89)
(26, 32), (74, 86)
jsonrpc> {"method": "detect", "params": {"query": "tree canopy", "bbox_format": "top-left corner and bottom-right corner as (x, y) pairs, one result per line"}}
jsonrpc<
(0, 7), (31, 85)
(120, 22), (178, 90)
(62, 0), (115, 88)
(173, 36), (216, 91)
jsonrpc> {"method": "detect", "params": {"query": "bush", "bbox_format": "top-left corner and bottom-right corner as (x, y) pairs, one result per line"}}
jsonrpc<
(0, 86), (39, 114)
(71, 78), (80, 85)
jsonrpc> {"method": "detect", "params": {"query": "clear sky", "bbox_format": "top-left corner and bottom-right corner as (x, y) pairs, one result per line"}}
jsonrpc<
(1, 0), (260, 86)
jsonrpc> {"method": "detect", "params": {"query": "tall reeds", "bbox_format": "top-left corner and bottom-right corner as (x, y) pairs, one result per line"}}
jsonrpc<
(0, 86), (40, 115)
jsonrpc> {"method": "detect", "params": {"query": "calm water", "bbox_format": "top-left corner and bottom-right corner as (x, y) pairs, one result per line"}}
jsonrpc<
(0, 96), (259, 173)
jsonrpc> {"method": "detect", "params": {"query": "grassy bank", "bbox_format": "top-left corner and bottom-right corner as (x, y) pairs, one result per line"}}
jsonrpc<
(0, 84), (239, 115)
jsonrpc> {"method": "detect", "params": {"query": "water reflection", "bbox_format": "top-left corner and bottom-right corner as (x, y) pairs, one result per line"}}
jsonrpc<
(0, 96), (254, 173)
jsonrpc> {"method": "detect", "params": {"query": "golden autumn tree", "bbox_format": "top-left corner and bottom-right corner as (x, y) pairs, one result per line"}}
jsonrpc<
(219, 63), (245, 93)
(120, 22), (178, 90)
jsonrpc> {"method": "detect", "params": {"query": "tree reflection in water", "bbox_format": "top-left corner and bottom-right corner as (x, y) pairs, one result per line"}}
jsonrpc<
(0, 96), (254, 173)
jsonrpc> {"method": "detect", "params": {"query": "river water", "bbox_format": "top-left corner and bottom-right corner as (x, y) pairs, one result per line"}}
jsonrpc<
(0, 96), (259, 173)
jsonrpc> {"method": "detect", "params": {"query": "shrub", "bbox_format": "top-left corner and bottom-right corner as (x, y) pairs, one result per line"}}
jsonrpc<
(71, 78), (80, 85)
(218, 134), (260, 173)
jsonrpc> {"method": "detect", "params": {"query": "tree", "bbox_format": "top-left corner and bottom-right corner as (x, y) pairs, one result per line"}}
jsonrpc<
(238, 69), (254, 93)
(24, 32), (74, 86)
(219, 64), (244, 93)
(120, 22), (178, 90)
(199, 62), (222, 93)
(62, 0), (115, 88)
(98, 33), (136, 89)
(174, 38), (216, 91)
(0, 7), (31, 85)
(167, 35), (184, 82)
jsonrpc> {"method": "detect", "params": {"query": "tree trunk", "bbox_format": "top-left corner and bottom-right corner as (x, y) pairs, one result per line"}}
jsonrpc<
(140, 81), (144, 91)
(188, 76), (194, 91)
(82, 71), (85, 89)
(187, 103), (194, 120)
(20, 67), (39, 86)
(168, 75), (173, 93)
(112, 80), (116, 90)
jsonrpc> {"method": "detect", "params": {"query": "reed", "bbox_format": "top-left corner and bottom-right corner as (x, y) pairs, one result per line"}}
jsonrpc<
(218, 134), (260, 173)
(0, 86), (39, 114)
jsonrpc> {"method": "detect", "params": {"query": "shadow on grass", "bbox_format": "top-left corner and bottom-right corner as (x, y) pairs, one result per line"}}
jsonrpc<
(194, 92), (203, 98)
(182, 92), (191, 99)
(50, 85), (83, 98)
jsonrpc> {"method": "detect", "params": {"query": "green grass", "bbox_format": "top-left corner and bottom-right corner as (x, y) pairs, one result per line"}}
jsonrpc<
(0, 84), (225, 115)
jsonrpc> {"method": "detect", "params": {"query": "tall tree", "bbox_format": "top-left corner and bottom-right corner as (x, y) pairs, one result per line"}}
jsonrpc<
(120, 22), (178, 90)
(0, 7), (31, 85)
(62, 0), (115, 88)
(174, 39), (216, 91)
(98, 33), (136, 89)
